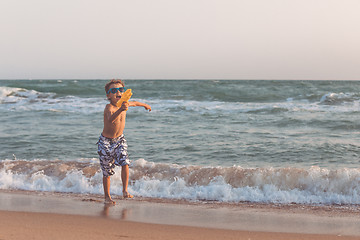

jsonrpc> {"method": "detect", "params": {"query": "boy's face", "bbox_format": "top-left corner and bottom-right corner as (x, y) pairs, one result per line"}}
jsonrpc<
(106, 83), (125, 104)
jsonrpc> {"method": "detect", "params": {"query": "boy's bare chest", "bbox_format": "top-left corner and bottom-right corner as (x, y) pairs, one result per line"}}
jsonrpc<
(112, 111), (126, 123)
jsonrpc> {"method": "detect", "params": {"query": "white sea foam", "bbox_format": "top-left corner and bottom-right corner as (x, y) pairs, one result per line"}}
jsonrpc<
(1, 86), (359, 114)
(1, 159), (359, 205)
(0, 86), (105, 114)
(320, 92), (358, 105)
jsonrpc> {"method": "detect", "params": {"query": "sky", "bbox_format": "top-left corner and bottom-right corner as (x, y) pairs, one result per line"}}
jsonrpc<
(0, 0), (359, 80)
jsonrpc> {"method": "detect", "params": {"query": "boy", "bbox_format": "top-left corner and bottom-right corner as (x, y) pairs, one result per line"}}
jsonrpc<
(97, 79), (151, 204)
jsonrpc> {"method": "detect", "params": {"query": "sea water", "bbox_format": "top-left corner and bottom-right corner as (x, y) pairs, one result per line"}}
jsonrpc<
(0, 79), (359, 205)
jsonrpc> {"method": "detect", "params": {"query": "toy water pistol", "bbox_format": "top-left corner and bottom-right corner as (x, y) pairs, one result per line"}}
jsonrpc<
(116, 89), (133, 109)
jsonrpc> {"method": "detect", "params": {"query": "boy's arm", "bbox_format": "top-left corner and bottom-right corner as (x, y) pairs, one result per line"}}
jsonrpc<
(105, 104), (128, 123)
(128, 101), (151, 111)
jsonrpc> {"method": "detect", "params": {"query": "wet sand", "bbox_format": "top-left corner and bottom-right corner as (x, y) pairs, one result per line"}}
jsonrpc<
(0, 190), (359, 240)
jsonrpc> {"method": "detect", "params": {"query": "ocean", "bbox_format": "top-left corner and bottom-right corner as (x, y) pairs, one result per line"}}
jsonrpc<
(1, 79), (359, 205)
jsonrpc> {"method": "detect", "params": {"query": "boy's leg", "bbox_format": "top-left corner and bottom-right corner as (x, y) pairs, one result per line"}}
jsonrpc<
(121, 165), (133, 198)
(103, 176), (115, 204)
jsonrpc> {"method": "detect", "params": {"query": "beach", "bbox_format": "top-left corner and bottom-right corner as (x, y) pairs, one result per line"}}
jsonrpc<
(1, 80), (360, 239)
(3, 211), (360, 240)
(1, 190), (360, 240)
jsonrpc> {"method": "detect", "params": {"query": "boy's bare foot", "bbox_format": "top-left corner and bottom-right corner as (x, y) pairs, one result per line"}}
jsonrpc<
(105, 197), (116, 204)
(123, 191), (133, 199)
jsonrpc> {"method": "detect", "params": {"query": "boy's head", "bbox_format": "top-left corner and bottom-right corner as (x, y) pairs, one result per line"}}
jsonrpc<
(105, 79), (125, 101)
(105, 79), (124, 94)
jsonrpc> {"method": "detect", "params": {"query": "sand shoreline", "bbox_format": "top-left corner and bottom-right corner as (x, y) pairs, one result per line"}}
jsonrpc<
(1, 190), (360, 239)
(2, 210), (360, 240)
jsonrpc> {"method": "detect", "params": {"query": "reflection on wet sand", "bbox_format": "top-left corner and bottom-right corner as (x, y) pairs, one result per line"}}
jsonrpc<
(102, 203), (131, 220)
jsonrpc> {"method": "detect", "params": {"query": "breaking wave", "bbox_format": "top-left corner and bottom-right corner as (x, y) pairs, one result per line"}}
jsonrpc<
(1, 159), (359, 205)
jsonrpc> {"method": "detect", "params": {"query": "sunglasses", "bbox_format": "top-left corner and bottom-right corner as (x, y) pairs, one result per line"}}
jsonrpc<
(107, 87), (125, 94)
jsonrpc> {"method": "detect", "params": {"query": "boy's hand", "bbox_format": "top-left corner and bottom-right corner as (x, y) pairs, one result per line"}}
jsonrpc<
(144, 104), (151, 112)
(120, 101), (129, 111)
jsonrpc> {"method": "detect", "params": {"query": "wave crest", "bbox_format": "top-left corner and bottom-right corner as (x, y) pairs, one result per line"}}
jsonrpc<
(1, 159), (359, 205)
(0, 86), (104, 113)
(320, 92), (359, 105)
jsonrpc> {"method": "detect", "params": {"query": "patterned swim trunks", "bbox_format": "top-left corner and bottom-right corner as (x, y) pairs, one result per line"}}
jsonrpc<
(97, 134), (130, 177)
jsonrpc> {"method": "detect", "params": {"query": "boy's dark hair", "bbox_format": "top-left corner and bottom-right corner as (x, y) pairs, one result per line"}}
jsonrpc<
(105, 79), (125, 94)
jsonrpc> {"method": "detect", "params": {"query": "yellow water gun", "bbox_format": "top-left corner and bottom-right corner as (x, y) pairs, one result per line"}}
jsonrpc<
(116, 89), (132, 108)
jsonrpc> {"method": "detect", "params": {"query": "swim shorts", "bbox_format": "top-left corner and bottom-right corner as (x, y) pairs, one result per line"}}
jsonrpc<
(97, 134), (130, 177)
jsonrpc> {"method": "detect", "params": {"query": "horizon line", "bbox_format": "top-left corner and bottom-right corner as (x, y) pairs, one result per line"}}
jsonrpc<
(1, 78), (359, 81)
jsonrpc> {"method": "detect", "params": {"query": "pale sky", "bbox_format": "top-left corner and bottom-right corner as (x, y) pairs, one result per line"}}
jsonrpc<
(1, 0), (359, 80)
